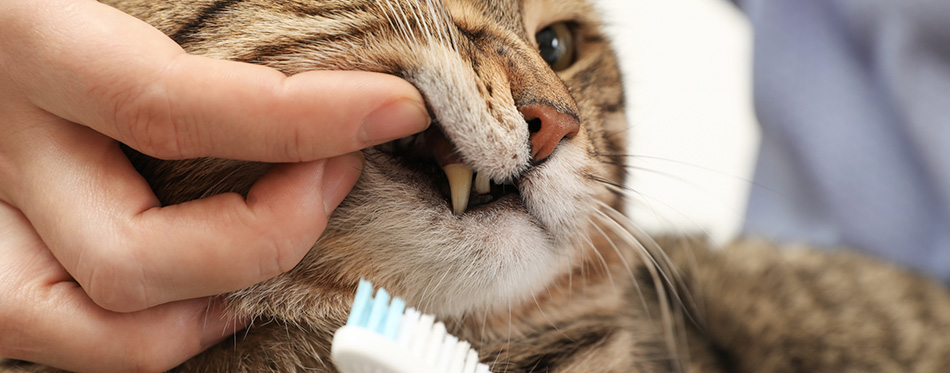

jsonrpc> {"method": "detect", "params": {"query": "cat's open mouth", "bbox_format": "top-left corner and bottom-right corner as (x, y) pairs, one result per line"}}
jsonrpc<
(375, 124), (521, 215)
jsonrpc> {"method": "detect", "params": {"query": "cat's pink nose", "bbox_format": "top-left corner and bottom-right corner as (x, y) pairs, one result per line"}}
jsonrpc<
(520, 104), (580, 163)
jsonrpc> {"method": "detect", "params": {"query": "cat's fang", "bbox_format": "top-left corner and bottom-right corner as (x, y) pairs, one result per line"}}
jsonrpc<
(474, 172), (491, 195)
(443, 163), (474, 215)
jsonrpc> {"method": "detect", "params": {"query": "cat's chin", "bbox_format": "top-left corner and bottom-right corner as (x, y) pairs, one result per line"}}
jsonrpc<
(313, 145), (591, 317)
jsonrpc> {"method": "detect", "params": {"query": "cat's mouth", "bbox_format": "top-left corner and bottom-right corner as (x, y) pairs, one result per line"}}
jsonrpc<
(375, 123), (522, 215)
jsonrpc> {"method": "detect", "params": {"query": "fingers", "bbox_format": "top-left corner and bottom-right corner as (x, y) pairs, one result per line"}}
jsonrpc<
(0, 202), (245, 372)
(0, 0), (400, 367)
(0, 0), (397, 314)
(3, 109), (362, 312)
(117, 156), (363, 308)
(0, 0), (429, 162)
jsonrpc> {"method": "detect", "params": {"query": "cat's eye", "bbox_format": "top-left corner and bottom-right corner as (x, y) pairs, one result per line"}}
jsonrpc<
(535, 22), (576, 71)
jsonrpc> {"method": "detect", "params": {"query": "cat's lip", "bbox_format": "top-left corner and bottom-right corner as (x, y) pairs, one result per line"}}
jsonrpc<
(366, 146), (527, 217)
(375, 125), (521, 214)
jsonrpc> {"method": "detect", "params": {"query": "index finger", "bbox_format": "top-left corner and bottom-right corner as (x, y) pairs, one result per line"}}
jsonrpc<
(1, 0), (429, 162)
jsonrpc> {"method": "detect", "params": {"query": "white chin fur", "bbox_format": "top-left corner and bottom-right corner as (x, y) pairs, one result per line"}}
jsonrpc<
(324, 144), (592, 318)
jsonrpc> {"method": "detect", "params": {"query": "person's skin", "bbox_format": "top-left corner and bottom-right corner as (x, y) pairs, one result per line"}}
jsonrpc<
(0, 1), (430, 372)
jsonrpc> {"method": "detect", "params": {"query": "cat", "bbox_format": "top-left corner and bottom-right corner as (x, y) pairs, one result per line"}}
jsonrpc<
(5, 0), (950, 372)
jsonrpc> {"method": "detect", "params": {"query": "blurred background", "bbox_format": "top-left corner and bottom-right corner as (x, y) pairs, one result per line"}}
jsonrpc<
(596, 0), (760, 245)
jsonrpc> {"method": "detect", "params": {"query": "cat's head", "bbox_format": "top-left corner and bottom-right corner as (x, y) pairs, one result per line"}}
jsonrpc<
(123, 0), (626, 319)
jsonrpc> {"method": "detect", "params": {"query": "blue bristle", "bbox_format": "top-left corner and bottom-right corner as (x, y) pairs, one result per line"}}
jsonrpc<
(345, 279), (407, 340)
(340, 279), (491, 373)
(366, 287), (390, 333)
(383, 297), (406, 340)
(347, 279), (374, 326)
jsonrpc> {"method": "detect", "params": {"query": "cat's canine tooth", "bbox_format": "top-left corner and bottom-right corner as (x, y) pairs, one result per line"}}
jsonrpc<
(443, 163), (473, 215)
(474, 172), (491, 195)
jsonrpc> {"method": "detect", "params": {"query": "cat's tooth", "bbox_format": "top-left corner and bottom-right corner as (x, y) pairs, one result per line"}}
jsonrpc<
(474, 172), (491, 195)
(443, 163), (473, 215)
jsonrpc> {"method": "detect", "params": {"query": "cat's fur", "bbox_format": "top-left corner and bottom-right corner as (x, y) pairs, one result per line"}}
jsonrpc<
(6, 0), (950, 372)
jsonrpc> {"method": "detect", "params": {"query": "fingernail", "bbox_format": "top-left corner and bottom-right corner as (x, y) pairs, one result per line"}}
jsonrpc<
(359, 98), (430, 145)
(321, 152), (365, 215)
(200, 300), (249, 349)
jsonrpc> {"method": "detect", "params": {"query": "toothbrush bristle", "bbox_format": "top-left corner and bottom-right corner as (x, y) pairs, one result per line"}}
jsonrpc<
(346, 280), (374, 327)
(366, 287), (389, 332)
(383, 297), (405, 340)
(334, 279), (491, 373)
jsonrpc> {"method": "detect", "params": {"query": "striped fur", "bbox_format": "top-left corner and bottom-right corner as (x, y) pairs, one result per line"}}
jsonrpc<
(109, 0), (636, 371)
(7, 1), (950, 372)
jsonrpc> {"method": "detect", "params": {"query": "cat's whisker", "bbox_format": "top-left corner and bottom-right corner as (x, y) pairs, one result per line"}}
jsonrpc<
(594, 199), (702, 320)
(375, 0), (406, 43)
(584, 214), (656, 319)
(563, 234), (575, 296)
(599, 160), (699, 188)
(423, 0), (457, 51)
(586, 209), (655, 319)
(422, 0), (443, 46)
(592, 179), (711, 316)
(379, 0), (417, 45)
(498, 299), (514, 372)
(406, 0), (434, 46)
(586, 215), (633, 286)
(578, 221), (617, 288)
(423, 267), (453, 313)
(602, 126), (634, 140)
(595, 177), (720, 249)
(601, 152), (753, 179)
(476, 300), (490, 342)
(592, 198), (714, 370)
(588, 202), (687, 369)
(530, 292), (575, 343)
(416, 271), (439, 313)
(621, 223), (707, 333)
(598, 152), (765, 201)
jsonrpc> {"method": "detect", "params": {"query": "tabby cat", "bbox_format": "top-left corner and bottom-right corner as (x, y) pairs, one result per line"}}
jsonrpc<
(7, 0), (950, 372)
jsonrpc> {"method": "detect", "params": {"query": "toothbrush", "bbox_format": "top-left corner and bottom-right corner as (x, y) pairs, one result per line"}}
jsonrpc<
(331, 279), (492, 373)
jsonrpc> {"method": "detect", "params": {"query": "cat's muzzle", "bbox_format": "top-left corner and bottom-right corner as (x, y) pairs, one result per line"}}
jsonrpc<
(375, 123), (520, 215)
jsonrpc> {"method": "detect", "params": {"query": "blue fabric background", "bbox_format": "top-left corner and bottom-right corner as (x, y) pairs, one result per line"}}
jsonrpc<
(739, 0), (950, 281)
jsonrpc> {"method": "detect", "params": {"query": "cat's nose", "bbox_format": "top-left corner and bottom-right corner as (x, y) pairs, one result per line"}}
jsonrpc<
(520, 104), (580, 163)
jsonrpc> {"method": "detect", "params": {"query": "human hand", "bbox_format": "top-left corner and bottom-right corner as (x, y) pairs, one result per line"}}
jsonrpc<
(0, 1), (429, 371)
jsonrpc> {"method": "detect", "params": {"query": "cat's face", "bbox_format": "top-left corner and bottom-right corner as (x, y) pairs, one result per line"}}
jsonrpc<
(118, 0), (626, 318)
